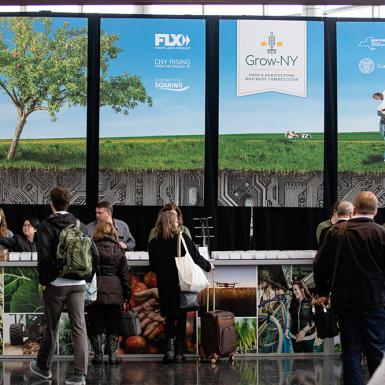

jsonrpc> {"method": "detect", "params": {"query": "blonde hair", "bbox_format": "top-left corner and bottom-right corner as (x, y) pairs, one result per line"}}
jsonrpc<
(154, 211), (179, 240)
(93, 221), (118, 241)
(0, 208), (9, 237)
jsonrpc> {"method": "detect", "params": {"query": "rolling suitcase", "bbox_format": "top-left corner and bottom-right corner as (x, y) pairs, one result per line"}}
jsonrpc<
(199, 270), (237, 365)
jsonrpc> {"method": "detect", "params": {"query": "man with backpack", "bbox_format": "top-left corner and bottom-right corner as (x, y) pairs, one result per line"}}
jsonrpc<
(30, 186), (99, 385)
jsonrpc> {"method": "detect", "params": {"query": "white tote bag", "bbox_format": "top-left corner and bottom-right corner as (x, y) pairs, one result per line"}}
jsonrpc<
(175, 233), (209, 293)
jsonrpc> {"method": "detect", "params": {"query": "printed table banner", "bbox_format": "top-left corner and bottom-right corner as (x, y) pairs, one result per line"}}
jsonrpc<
(237, 20), (307, 97)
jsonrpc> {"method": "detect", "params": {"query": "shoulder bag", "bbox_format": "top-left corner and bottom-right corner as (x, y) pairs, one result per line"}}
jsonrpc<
(312, 221), (347, 339)
(175, 233), (209, 293)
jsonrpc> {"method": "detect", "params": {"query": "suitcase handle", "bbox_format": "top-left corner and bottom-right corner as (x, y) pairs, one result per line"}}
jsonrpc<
(206, 266), (216, 312)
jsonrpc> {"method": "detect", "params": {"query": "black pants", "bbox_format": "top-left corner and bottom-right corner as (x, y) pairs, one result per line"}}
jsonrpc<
(86, 304), (120, 336)
(291, 338), (315, 353)
(165, 312), (187, 344)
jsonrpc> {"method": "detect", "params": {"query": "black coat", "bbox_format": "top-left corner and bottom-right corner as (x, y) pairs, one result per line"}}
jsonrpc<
(37, 212), (99, 286)
(314, 217), (385, 309)
(0, 234), (37, 252)
(148, 233), (211, 317)
(94, 236), (131, 306)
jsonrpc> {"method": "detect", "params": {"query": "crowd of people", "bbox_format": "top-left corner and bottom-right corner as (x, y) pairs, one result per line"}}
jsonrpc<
(9, 186), (212, 385)
(1, 187), (385, 385)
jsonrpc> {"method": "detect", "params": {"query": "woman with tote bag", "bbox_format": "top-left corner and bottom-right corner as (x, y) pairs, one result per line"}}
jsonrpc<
(148, 210), (213, 363)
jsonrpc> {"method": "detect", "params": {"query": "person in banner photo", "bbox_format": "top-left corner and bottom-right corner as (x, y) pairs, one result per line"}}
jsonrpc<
(372, 90), (385, 161)
(285, 281), (316, 353)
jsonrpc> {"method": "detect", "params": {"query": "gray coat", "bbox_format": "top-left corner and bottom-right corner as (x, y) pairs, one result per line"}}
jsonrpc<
(87, 218), (136, 251)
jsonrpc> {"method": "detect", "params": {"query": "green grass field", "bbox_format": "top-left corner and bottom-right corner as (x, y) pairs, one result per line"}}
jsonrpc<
(0, 132), (384, 173)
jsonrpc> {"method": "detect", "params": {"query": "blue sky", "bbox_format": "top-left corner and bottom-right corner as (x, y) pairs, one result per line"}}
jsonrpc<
(0, 17), (88, 139)
(337, 22), (385, 133)
(100, 18), (205, 138)
(219, 20), (324, 135)
(0, 17), (205, 139)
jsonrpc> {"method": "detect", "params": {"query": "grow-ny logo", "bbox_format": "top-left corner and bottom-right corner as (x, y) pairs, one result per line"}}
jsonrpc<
(260, 32), (284, 54)
(155, 34), (190, 49)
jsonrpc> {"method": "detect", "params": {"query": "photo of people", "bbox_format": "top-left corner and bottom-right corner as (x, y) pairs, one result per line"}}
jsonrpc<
(372, 90), (385, 161)
(257, 265), (323, 353)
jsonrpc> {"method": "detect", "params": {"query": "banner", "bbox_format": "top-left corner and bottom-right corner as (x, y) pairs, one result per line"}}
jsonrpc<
(237, 20), (307, 97)
(99, 18), (206, 206)
(337, 22), (385, 205)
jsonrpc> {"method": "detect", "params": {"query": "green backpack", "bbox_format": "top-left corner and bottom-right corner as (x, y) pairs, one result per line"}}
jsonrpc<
(56, 220), (93, 279)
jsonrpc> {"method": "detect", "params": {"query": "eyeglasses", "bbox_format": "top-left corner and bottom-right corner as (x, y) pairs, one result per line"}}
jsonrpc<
(23, 224), (33, 228)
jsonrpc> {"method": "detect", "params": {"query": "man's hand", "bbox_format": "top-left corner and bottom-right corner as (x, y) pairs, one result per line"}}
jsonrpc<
(119, 242), (128, 250)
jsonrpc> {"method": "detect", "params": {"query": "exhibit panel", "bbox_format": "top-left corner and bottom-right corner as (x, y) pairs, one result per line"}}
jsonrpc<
(0, 251), (332, 358)
(99, 18), (206, 206)
(337, 21), (385, 206)
(0, 16), (88, 204)
(218, 19), (325, 208)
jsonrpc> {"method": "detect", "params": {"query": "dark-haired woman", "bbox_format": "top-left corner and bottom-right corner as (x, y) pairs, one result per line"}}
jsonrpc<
(285, 281), (316, 353)
(87, 222), (131, 365)
(148, 210), (213, 363)
(0, 216), (38, 252)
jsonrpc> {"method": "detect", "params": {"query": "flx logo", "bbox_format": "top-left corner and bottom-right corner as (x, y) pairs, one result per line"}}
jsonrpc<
(155, 34), (190, 48)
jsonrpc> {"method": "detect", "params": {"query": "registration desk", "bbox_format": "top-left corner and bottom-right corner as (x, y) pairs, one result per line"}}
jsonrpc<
(0, 251), (337, 358)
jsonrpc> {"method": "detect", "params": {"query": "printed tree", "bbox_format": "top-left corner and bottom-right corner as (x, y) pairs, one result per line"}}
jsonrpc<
(0, 17), (152, 160)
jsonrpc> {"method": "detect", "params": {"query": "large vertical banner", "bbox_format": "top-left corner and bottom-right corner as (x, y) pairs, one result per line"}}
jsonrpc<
(99, 18), (206, 206)
(0, 17), (87, 204)
(337, 22), (385, 205)
(219, 20), (324, 207)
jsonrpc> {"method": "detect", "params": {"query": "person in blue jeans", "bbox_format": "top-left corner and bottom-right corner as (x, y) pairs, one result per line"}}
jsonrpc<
(373, 91), (385, 160)
(314, 191), (385, 385)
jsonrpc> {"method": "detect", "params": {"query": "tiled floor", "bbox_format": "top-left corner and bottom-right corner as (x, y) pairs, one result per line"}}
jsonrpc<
(0, 357), (362, 385)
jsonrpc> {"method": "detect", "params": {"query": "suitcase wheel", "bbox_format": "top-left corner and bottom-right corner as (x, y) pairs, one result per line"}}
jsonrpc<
(209, 353), (218, 365)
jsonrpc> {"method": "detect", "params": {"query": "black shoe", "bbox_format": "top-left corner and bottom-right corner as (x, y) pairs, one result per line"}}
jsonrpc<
(174, 342), (186, 363)
(108, 335), (122, 365)
(162, 338), (175, 363)
(29, 361), (52, 380)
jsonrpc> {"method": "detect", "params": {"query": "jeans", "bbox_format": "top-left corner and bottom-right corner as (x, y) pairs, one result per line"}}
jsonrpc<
(37, 284), (88, 375)
(337, 306), (385, 385)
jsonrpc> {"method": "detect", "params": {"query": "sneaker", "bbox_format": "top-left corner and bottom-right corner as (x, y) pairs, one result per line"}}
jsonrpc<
(64, 374), (86, 385)
(29, 360), (52, 380)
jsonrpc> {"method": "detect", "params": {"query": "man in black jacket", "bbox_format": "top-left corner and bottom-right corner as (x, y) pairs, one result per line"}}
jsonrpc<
(30, 187), (98, 385)
(314, 191), (385, 385)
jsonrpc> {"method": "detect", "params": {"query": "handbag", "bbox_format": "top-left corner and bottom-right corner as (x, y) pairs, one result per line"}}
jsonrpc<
(84, 274), (98, 306)
(312, 300), (339, 339)
(312, 221), (347, 339)
(175, 233), (209, 293)
(179, 291), (199, 311)
(119, 301), (141, 337)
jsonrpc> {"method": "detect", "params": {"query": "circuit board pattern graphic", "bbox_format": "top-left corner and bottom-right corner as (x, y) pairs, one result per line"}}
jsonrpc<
(0, 169), (86, 204)
(218, 171), (323, 207)
(338, 172), (385, 207)
(99, 171), (204, 206)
